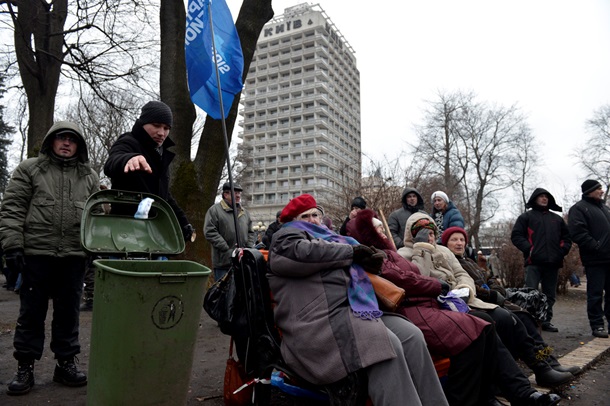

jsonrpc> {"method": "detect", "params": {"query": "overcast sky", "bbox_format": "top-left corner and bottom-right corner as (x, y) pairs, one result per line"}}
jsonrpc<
(225, 0), (610, 212)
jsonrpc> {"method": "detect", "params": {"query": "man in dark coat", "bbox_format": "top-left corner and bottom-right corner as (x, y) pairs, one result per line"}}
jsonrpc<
(568, 180), (610, 338)
(388, 187), (426, 249)
(511, 188), (571, 333)
(103, 101), (193, 242)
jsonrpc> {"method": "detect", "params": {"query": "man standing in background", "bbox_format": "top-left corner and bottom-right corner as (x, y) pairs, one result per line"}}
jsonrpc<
(204, 182), (255, 281)
(511, 188), (571, 333)
(568, 180), (610, 338)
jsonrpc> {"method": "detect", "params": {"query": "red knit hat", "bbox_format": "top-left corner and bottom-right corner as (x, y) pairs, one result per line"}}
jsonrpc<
(441, 226), (468, 246)
(280, 194), (317, 223)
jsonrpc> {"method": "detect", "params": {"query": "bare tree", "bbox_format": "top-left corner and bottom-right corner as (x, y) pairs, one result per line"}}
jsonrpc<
(412, 91), (537, 246)
(577, 104), (610, 198)
(1, 0), (158, 157)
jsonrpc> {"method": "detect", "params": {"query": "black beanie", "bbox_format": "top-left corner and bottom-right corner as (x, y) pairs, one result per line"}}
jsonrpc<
(139, 101), (173, 128)
(351, 196), (367, 210)
(581, 179), (602, 195)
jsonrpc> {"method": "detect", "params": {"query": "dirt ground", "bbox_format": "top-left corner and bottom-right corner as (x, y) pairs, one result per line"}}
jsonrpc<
(0, 274), (606, 405)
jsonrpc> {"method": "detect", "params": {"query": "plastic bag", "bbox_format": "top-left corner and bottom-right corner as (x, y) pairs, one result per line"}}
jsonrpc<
(437, 292), (469, 313)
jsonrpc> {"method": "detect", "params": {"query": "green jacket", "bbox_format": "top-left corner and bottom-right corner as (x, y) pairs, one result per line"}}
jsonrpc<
(0, 121), (100, 257)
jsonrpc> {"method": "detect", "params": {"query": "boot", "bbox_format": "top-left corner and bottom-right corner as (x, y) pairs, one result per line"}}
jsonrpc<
(7, 360), (35, 395)
(527, 391), (561, 406)
(53, 357), (87, 387)
(528, 359), (573, 387)
(546, 353), (582, 375)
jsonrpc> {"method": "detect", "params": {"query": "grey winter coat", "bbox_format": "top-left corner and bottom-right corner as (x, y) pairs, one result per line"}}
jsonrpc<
(203, 199), (255, 268)
(0, 122), (99, 257)
(268, 226), (396, 385)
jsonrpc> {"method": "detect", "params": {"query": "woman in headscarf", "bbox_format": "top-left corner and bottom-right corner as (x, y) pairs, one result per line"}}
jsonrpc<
(348, 209), (561, 406)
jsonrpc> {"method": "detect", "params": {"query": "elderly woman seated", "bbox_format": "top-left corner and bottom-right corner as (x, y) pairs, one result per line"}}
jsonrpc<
(349, 210), (560, 406)
(267, 194), (448, 406)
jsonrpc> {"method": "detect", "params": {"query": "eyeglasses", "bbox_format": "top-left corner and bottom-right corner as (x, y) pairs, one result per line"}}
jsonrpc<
(55, 133), (78, 143)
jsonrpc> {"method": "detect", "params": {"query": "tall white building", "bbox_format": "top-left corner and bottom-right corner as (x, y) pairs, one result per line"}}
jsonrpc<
(238, 3), (361, 224)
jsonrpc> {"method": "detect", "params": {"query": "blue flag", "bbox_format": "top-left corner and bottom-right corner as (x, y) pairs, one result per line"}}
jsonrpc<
(185, 0), (244, 119)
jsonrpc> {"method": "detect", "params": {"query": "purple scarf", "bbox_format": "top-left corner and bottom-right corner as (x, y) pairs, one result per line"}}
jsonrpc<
(284, 221), (383, 320)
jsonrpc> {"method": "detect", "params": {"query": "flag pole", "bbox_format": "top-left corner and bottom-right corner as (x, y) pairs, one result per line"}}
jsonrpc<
(206, 0), (243, 250)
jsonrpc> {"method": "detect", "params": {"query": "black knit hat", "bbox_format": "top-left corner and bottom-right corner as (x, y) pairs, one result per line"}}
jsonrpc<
(351, 196), (367, 210)
(139, 101), (173, 128)
(581, 179), (602, 195)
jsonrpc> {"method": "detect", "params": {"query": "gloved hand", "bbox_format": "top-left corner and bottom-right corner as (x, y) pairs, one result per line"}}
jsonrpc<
(182, 224), (195, 242)
(352, 245), (386, 274)
(414, 228), (432, 243)
(5, 249), (26, 274)
(439, 279), (450, 296)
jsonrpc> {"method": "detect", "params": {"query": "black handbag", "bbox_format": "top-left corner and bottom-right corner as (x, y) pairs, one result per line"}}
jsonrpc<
(203, 268), (247, 336)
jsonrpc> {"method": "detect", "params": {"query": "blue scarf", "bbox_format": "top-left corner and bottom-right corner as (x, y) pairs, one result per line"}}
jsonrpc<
(284, 221), (383, 320)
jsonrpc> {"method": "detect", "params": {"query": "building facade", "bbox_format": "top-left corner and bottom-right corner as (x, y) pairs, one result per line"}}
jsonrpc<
(238, 3), (361, 225)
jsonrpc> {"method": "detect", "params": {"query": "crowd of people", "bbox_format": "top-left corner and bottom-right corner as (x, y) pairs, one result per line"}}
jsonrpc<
(3, 98), (609, 405)
(212, 184), (608, 405)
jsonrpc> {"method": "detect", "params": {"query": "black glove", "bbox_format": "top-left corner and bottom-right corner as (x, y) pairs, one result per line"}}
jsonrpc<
(414, 228), (432, 243)
(352, 245), (386, 274)
(182, 224), (195, 242)
(439, 279), (450, 296)
(5, 249), (26, 274)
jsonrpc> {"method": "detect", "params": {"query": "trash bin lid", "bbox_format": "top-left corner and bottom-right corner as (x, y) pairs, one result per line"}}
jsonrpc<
(81, 189), (185, 258)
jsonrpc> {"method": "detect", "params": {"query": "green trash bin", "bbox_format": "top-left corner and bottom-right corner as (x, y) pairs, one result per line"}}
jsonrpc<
(81, 190), (211, 406)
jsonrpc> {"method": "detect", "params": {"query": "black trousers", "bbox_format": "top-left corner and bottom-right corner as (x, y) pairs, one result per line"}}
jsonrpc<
(13, 255), (86, 362)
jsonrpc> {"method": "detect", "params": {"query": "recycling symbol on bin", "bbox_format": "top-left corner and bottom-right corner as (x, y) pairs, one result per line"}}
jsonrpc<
(151, 295), (185, 329)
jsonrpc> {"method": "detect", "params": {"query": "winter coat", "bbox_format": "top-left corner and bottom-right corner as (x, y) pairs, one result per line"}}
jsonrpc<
(568, 195), (610, 266)
(345, 208), (489, 357)
(431, 201), (465, 236)
(204, 199), (255, 269)
(455, 255), (507, 305)
(103, 121), (189, 228)
(397, 212), (497, 311)
(387, 187), (426, 249)
(267, 225), (396, 385)
(261, 220), (281, 248)
(511, 188), (571, 267)
(0, 122), (99, 257)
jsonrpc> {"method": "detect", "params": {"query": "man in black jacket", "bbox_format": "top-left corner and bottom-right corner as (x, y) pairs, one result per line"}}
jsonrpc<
(568, 180), (610, 338)
(511, 188), (571, 333)
(104, 101), (193, 242)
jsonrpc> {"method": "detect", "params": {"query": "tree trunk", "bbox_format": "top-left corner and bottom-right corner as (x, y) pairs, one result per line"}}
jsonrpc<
(12, 0), (67, 156)
(161, 0), (274, 265)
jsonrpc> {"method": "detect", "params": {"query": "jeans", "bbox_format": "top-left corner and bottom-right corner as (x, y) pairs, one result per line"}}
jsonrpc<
(584, 264), (610, 329)
(524, 264), (559, 322)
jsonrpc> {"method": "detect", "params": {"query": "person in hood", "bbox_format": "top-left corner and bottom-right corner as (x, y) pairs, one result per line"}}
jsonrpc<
(511, 188), (571, 333)
(568, 180), (610, 338)
(388, 187), (427, 249)
(1, 122), (99, 395)
(104, 101), (194, 243)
